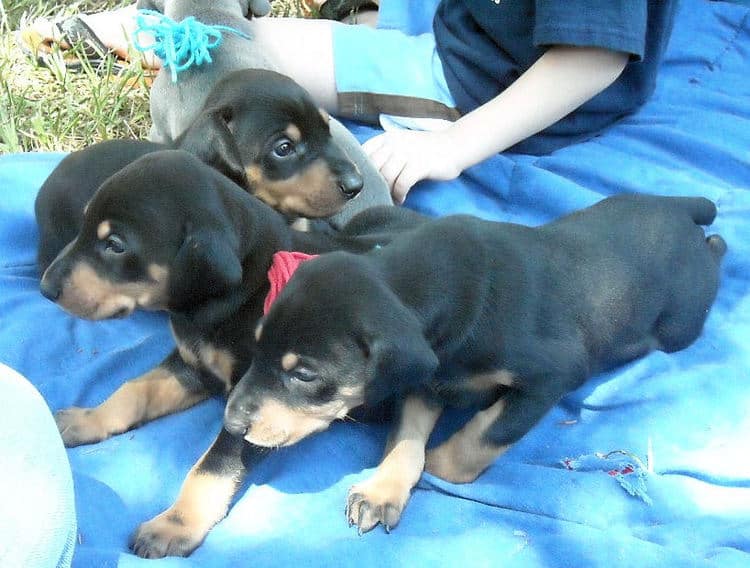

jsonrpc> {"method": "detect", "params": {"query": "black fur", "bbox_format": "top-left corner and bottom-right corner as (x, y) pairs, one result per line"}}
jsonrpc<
(227, 194), (725, 453)
(35, 70), (366, 274)
(39, 149), (423, 557)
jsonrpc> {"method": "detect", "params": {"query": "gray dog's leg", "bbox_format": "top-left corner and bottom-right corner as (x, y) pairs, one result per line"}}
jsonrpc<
(328, 118), (393, 228)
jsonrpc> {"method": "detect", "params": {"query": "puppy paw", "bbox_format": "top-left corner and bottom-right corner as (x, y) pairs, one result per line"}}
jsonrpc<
(55, 407), (107, 447)
(345, 477), (411, 534)
(424, 443), (494, 484)
(130, 513), (205, 559)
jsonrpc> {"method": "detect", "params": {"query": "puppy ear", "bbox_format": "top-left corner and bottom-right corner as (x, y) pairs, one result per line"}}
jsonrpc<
(364, 324), (438, 406)
(169, 229), (243, 307)
(178, 110), (248, 189)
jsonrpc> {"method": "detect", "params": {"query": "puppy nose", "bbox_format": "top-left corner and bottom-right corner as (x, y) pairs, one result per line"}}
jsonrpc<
(40, 277), (61, 302)
(338, 171), (363, 198)
(224, 399), (257, 438)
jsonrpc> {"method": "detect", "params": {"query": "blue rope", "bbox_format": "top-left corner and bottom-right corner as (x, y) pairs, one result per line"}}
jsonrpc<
(133, 10), (251, 82)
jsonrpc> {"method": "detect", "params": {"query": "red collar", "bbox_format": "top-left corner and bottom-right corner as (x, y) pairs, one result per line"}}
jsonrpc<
(263, 251), (319, 314)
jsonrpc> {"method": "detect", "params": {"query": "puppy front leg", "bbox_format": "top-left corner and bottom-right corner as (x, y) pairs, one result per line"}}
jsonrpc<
(130, 428), (256, 559)
(346, 394), (442, 534)
(55, 350), (209, 447)
(425, 389), (556, 483)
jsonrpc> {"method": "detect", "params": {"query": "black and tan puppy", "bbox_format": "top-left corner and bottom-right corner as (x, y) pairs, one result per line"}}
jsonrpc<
(224, 194), (726, 534)
(35, 69), (366, 274)
(34, 139), (163, 274)
(146, 1), (392, 224)
(39, 149), (423, 558)
(178, 69), (366, 219)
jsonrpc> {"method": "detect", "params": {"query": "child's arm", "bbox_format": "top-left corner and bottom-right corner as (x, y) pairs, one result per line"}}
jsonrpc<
(364, 45), (629, 203)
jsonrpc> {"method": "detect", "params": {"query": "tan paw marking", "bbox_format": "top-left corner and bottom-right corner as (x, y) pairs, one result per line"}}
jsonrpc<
(130, 512), (204, 559)
(55, 407), (107, 447)
(425, 397), (509, 483)
(345, 476), (412, 534)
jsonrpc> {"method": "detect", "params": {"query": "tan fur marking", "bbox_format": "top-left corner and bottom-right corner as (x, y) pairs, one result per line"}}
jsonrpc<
(176, 338), (199, 367)
(148, 263), (169, 283)
(132, 447), (240, 557)
(347, 395), (442, 532)
(285, 124), (302, 143)
(198, 344), (235, 393)
(60, 261), (170, 319)
(281, 352), (299, 372)
(55, 366), (208, 447)
(425, 398), (509, 483)
(138, 264), (170, 307)
(97, 220), (112, 240)
(254, 322), (263, 342)
(245, 164), (265, 190)
(318, 108), (330, 123)
(467, 369), (515, 394)
(245, 387), (365, 447)
(251, 159), (345, 218)
(289, 217), (312, 232)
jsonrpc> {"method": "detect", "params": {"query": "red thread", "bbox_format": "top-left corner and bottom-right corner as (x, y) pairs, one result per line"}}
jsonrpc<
(263, 251), (318, 314)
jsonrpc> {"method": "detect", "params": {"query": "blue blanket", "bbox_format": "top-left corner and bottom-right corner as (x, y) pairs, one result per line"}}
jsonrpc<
(1, 0), (749, 565)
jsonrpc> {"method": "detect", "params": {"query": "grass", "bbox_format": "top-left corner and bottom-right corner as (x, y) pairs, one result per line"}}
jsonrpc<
(0, 0), (153, 153)
(0, 0), (311, 154)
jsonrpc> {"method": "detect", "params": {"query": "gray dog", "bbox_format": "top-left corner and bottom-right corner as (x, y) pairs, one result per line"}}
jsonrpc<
(141, 0), (393, 223)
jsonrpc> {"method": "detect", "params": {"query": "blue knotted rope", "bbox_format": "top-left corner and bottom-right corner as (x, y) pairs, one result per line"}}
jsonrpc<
(133, 10), (251, 82)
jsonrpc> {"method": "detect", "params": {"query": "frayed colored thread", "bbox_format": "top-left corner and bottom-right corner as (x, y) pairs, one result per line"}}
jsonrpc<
(562, 449), (653, 505)
(133, 10), (251, 82)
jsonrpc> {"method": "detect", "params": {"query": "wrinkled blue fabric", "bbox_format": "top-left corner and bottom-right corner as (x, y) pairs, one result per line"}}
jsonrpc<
(0, 0), (748, 566)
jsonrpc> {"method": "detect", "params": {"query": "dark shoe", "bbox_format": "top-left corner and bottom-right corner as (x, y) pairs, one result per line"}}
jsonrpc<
(319, 0), (378, 21)
(17, 16), (128, 74)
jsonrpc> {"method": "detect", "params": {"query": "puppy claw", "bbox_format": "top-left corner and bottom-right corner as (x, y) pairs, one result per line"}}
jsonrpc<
(346, 483), (407, 535)
(383, 504), (401, 531)
(345, 491), (362, 523)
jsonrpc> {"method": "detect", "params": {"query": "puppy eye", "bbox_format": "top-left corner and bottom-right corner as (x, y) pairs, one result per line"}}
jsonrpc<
(290, 367), (317, 383)
(103, 234), (126, 255)
(273, 138), (295, 158)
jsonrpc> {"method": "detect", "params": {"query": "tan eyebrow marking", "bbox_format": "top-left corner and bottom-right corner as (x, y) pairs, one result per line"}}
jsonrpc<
(285, 124), (302, 143)
(97, 221), (112, 240)
(281, 352), (299, 372)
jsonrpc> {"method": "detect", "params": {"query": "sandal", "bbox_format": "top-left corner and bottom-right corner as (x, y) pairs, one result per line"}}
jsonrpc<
(17, 16), (129, 74)
(318, 0), (378, 21)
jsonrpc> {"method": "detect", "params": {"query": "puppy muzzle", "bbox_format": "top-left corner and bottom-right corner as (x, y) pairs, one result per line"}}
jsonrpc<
(223, 396), (256, 438)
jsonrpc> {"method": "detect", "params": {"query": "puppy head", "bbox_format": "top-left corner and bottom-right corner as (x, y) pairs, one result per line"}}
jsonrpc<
(178, 69), (363, 218)
(40, 150), (242, 320)
(224, 252), (438, 447)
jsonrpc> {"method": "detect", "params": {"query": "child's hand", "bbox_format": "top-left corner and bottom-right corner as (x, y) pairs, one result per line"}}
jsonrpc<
(363, 129), (463, 204)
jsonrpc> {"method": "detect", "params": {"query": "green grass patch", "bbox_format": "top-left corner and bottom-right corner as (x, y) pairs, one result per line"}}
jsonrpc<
(0, 0), (310, 154)
(1, 0), (151, 153)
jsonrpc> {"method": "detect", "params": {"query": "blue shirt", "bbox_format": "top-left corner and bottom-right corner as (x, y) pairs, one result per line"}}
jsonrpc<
(433, 0), (679, 154)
